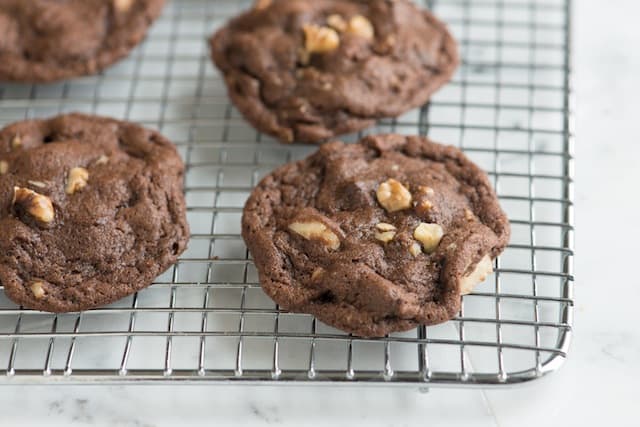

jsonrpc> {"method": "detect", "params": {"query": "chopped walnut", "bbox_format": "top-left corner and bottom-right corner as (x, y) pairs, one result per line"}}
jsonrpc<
(418, 186), (435, 197)
(459, 255), (493, 295)
(0, 160), (8, 175)
(95, 155), (109, 165)
(375, 223), (397, 232)
(327, 14), (348, 32)
(289, 220), (340, 250)
(383, 34), (396, 47)
(13, 187), (55, 224)
(27, 180), (46, 189)
(464, 208), (475, 221)
(30, 280), (46, 299)
(303, 24), (340, 54)
(375, 230), (396, 243)
(114, 0), (134, 12)
(374, 34), (397, 55)
(298, 47), (311, 65)
(415, 186), (436, 215)
(413, 223), (444, 253)
(311, 267), (325, 282)
(375, 222), (397, 242)
(346, 15), (375, 39)
(409, 242), (422, 257)
(66, 167), (89, 195)
(376, 179), (412, 212)
(416, 199), (433, 213)
(327, 14), (375, 40)
(253, 0), (272, 10)
(11, 134), (22, 150)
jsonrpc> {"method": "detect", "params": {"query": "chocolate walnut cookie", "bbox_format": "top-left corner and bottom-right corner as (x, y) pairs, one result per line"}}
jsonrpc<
(211, 0), (458, 144)
(242, 134), (510, 337)
(0, 113), (189, 312)
(0, 0), (165, 82)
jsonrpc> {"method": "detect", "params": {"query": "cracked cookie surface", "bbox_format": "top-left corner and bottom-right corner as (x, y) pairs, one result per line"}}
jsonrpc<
(0, 113), (189, 312)
(0, 0), (165, 82)
(210, 0), (458, 144)
(242, 134), (510, 337)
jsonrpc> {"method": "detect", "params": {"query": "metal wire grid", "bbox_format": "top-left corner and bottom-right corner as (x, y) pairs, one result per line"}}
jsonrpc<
(0, 0), (573, 386)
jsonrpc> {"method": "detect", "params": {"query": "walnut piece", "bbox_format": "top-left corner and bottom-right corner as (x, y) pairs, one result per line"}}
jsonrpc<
(0, 160), (7, 175)
(253, 0), (272, 10)
(376, 178), (412, 212)
(95, 155), (109, 165)
(413, 223), (444, 253)
(66, 167), (89, 195)
(327, 14), (375, 40)
(416, 199), (433, 213)
(464, 208), (475, 221)
(374, 223), (397, 243)
(311, 267), (325, 282)
(375, 230), (396, 243)
(418, 186), (435, 197)
(11, 134), (22, 150)
(297, 47), (311, 65)
(459, 255), (493, 295)
(303, 24), (340, 54)
(114, 0), (133, 12)
(289, 221), (340, 250)
(27, 180), (46, 189)
(409, 242), (422, 257)
(30, 280), (46, 299)
(13, 187), (55, 224)
(327, 14), (348, 32)
(346, 15), (375, 39)
(376, 223), (396, 232)
(416, 187), (435, 212)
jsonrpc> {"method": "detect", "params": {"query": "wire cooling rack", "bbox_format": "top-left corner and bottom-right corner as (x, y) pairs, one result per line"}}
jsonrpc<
(0, 0), (573, 387)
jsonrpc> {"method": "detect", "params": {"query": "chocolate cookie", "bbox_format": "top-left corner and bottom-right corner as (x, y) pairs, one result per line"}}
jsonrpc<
(0, 0), (165, 83)
(242, 134), (510, 337)
(0, 113), (189, 312)
(210, 0), (458, 144)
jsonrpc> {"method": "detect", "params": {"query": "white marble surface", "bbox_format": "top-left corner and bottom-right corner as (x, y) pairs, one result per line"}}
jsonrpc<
(1, 0), (638, 425)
